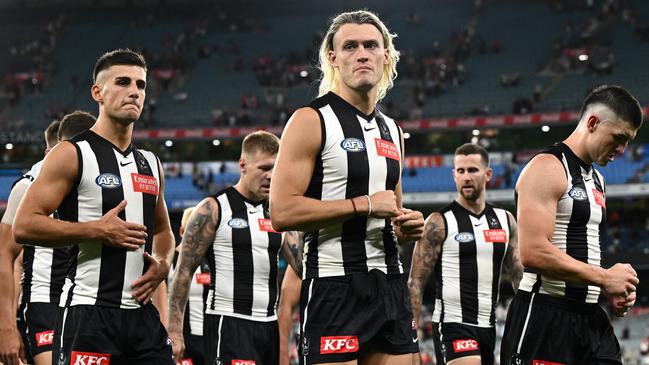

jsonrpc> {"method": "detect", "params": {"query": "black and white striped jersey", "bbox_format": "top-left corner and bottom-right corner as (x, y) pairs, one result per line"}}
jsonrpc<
(303, 92), (403, 279)
(1, 160), (70, 304)
(432, 201), (510, 327)
(57, 130), (161, 309)
(206, 187), (282, 321)
(518, 142), (606, 303)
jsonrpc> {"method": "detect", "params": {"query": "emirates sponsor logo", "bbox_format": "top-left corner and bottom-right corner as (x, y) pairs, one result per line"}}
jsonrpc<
(320, 336), (359, 354)
(131, 173), (159, 195)
(375, 138), (400, 161)
(258, 218), (278, 233)
(195, 272), (211, 285)
(532, 361), (565, 365)
(483, 229), (507, 243)
(592, 188), (606, 208)
(231, 361), (256, 365)
(70, 351), (111, 365)
(36, 330), (54, 346)
(452, 339), (479, 352)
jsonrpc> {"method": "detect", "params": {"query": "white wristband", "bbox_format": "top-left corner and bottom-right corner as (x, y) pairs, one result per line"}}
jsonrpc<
(365, 195), (372, 216)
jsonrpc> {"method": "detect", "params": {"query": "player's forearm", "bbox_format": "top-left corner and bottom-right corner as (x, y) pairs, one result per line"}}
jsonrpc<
(153, 281), (169, 328)
(167, 270), (192, 332)
(278, 306), (292, 365)
(152, 230), (174, 271)
(521, 240), (606, 287)
(271, 195), (365, 232)
(13, 214), (98, 247)
(407, 279), (424, 329)
(0, 253), (18, 331)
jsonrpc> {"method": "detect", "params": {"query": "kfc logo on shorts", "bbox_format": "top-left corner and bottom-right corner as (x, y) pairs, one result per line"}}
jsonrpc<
(70, 351), (111, 365)
(180, 359), (194, 365)
(36, 330), (54, 346)
(452, 339), (479, 352)
(232, 361), (256, 365)
(532, 361), (565, 365)
(320, 336), (359, 354)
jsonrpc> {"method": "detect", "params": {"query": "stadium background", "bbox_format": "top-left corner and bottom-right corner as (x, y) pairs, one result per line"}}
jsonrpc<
(1, 0), (649, 363)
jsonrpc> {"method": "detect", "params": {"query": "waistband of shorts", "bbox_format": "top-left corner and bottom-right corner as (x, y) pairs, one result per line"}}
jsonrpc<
(307, 270), (406, 283)
(517, 289), (599, 313)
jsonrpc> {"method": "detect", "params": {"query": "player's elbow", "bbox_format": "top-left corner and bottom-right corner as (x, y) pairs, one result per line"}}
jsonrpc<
(519, 245), (543, 270)
(12, 218), (31, 244)
(270, 202), (293, 232)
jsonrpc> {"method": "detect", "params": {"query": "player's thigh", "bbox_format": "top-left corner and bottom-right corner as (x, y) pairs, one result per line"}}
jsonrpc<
(446, 355), (481, 365)
(33, 351), (52, 365)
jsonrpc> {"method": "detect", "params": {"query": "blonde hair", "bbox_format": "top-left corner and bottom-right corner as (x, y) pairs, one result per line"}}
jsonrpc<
(241, 131), (280, 157)
(317, 10), (400, 103)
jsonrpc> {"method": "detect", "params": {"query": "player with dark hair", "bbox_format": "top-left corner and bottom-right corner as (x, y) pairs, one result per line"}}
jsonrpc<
(13, 49), (175, 365)
(500, 85), (643, 364)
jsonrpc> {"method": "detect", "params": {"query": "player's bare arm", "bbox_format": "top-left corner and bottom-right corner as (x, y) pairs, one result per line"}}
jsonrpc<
(167, 197), (219, 362)
(517, 154), (638, 296)
(131, 161), (174, 303)
(13, 142), (147, 249)
(281, 231), (304, 278)
(270, 107), (400, 232)
(501, 211), (523, 291)
(278, 266), (301, 365)
(392, 130), (425, 243)
(408, 212), (445, 331)
(0, 224), (26, 365)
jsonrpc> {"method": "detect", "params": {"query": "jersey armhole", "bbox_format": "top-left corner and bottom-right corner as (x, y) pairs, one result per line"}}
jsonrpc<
(207, 195), (222, 230)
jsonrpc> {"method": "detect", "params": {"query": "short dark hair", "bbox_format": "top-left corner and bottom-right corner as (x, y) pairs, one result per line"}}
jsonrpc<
(58, 111), (96, 140)
(580, 85), (643, 128)
(455, 143), (489, 166)
(44, 120), (61, 148)
(93, 49), (147, 83)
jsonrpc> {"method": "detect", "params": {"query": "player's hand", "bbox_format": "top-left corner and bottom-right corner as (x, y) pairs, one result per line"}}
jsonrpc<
(610, 291), (636, 317)
(97, 200), (148, 250)
(392, 208), (425, 242)
(367, 191), (400, 218)
(602, 263), (638, 297)
(0, 325), (27, 365)
(131, 252), (169, 303)
(168, 328), (185, 364)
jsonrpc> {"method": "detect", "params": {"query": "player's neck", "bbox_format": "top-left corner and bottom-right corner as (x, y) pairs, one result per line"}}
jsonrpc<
(563, 131), (594, 165)
(336, 86), (377, 116)
(92, 116), (134, 151)
(456, 195), (486, 215)
(233, 181), (264, 203)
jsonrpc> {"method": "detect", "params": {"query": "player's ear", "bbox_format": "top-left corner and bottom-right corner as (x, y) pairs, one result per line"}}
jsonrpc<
(586, 114), (600, 132)
(91, 84), (103, 103)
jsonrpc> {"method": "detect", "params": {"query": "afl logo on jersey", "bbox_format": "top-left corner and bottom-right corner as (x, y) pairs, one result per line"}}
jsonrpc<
(340, 138), (366, 152)
(568, 187), (588, 201)
(455, 232), (475, 243)
(227, 218), (249, 229)
(95, 173), (121, 189)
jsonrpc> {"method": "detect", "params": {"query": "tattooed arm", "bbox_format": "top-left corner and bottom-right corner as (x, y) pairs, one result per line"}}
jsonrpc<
(408, 212), (445, 331)
(281, 231), (304, 278)
(501, 211), (523, 292)
(167, 197), (219, 363)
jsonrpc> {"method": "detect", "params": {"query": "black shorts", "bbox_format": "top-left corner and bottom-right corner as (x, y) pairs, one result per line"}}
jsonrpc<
(299, 270), (419, 365)
(52, 304), (173, 365)
(180, 332), (205, 365)
(21, 302), (59, 357)
(500, 290), (621, 365)
(204, 314), (279, 365)
(17, 304), (35, 364)
(432, 322), (495, 365)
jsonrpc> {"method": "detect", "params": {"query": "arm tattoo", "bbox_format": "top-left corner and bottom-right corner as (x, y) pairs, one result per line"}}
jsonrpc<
(282, 231), (304, 278)
(168, 199), (218, 330)
(502, 212), (523, 292)
(408, 213), (444, 328)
